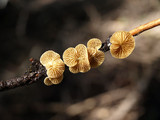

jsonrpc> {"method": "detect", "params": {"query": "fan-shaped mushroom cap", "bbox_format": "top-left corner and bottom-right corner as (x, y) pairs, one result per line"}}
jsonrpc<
(110, 31), (135, 59)
(69, 65), (79, 73)
(44, 77), (53, 86)
(40, 50), (60, 66)
(63, 44), (91, 73)
(46, 59), (65, 78)
(78, 60), (91, 72)
(75, 44), (90, 73)
(69, 61), (91, 73)
(66, 44), (90, 73)
(44, 75), (63, 86)
(75, 44), (88, 58)
(88, 48), (105, 68)
(49, 75), (63, 84)
(63, 47), (77, 67)
(87, 38), (102, 49)
(87, 38), (105, 68)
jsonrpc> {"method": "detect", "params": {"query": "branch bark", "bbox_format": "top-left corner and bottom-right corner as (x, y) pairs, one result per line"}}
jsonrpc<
(0, 58), (46, 92)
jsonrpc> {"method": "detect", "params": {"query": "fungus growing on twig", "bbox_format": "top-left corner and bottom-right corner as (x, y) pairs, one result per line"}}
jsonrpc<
(40, 50), (65, 85)
(110, 31), (135, 59)
(1, 18), (160, 91)
(87, 38), (105, 68)
(63, 44), (90, 73)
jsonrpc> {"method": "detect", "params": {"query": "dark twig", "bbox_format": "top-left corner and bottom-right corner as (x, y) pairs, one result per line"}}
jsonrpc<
(0, 58), (46, 92)
(99, 35), (111, 52)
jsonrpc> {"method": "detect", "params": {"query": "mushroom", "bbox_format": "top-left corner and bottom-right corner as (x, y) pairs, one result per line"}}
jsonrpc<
(40, 50), (60, 66)
(44, 75), (63, 86)
(87, 38), (102, 49)
(50, 75), (63, 84)
(63, 48), (77, 67)
(40, 50), (65, 85)
(88, 48), (105, 68)
(110, 31), (135, 59)
(44, 77), (53, 86)
(69, 64), (79, 73)
(69, 59), (91, 73)
(63, 44), (90, 73)
(46, 59), (65, 78)
(87, 38), (105, 68)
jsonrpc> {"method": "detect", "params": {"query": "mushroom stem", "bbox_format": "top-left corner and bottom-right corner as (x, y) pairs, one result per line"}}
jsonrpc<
(129, 18), (160, 36)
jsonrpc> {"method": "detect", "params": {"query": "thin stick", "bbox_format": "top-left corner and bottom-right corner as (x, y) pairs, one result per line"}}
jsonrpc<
(1, 19), (160, 91)
(129, 18), (160, 36)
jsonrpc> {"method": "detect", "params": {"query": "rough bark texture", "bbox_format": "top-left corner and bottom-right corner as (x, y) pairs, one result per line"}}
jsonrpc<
(0, 58), (46, 91)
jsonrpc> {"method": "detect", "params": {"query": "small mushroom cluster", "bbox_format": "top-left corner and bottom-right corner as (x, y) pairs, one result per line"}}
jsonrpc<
(87, 38), (105, 68)
(40, 31), (136, 86)
(63, 38), (105, 73)
(63, 44), (90, 73)
(40, 50), (65, 86)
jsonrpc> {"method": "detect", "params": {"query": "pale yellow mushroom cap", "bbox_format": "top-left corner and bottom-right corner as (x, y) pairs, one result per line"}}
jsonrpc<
(88, 48), (105, 68)
(87, 38), (105, 68)
(75, 44), (90, 73)
(44, 77), (53, 86)
(69, 60), (91, 73)
(64, 44), (90, 73)
(69, 65), (79, 73)
(110, 31), (135, 59)
(78, 60), (91, 72)
(46, 59), (65, 78)
(75, 44), (88, 58)
(63, 47), (77, 67)
(40, 50), (65, 86)
(87, 38), (102, 49)
(63, 44), (91, 73)
(49, 75), (63, 84)
(40, 50), (60, 66)
(44, 75), (63, 86)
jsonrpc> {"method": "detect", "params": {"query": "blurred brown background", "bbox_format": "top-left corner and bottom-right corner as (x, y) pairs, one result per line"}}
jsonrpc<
(0, 0), (160, 120)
